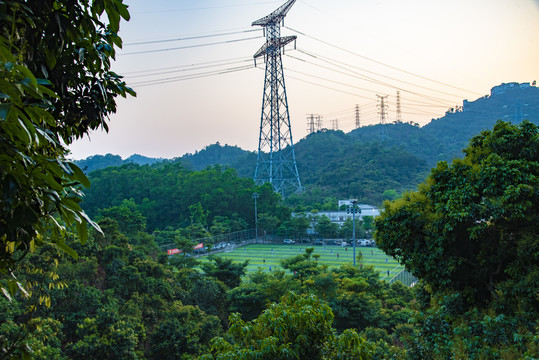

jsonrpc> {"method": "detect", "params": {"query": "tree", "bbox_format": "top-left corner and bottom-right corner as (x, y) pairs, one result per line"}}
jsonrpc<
(98, 199), (146, 235)
(382, 189), (399, 201)
(315, 215), (338, 239)
(257, 213), (280, 237)
(280, 248), (322, 280)
(201, 292), (374, 360)
(291, 214), (310, 241)
(375, 120), (538, 309)
(149, 301), (222, 360)
(68, 306), (144, 359)
(0, 0), (133, 292)
(0, 2), (133, 356)
(200, 256), (249, 289)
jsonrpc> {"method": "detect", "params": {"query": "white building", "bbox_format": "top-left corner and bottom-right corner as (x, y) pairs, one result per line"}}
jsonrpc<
(295, 200), (380, 229)
(315, 204), (380, 227)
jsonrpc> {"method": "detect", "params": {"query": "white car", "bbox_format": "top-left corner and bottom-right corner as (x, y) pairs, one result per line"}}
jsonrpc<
(283, 239), (295, 244)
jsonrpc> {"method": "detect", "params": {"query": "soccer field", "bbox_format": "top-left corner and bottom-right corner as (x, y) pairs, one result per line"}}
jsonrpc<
(198, 243), (403, 279)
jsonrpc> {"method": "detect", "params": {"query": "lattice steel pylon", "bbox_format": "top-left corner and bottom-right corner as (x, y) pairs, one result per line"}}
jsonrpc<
(252, 0), (302, 198)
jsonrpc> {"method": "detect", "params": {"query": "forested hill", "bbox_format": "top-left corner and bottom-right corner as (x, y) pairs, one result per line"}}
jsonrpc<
(75, 83), (539, 205)
(75, 153), (165, 173)
(349, 83), (539, 165)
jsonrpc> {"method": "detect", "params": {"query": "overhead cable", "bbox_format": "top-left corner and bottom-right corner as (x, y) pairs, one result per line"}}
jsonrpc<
(121, 36), (263, 56)
(125, 29), (262, 46)
(284, 26), (483, 97)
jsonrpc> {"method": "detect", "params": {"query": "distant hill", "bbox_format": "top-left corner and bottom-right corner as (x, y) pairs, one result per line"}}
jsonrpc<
(74, 153), (165, 173)
(349, 83), (539, 167)
(181, 143), (256, 176)
(75, 82), (539, 205)
(422, 83), (539, 162)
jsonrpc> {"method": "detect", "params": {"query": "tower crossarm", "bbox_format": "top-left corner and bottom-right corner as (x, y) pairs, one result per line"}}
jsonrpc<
(252, 0), (296, 26)
(253, 35), (296, 59)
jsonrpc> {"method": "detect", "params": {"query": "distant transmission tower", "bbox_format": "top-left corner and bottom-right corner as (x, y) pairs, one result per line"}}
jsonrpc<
(306, 114), (316, 134)
(395, 91), (402, 123)
(377, 94), (388, 140)
(355, 104), (360, 128)
(252, 0), (302, 197)
(330, 119), (339, 130)
(316, 115), (323, 130)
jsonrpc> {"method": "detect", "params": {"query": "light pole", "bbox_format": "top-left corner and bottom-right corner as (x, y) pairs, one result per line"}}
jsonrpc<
(253, 193), (259, 243)
(349, 200), (358, 266)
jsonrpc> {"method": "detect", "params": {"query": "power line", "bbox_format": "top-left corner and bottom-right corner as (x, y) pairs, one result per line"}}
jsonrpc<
(284, 26), (483, 97)
(134, 1), (282, 14)
(125, 29), (262, 46)
(126, 59), (253, 79)
(288, 50), (461, 106)
(122, 56), (252, 75)
(284, 68), (380, 101)
(295, 48), (466, 101)
(130, 64), (255, 87)
(121, 35), (263, 56)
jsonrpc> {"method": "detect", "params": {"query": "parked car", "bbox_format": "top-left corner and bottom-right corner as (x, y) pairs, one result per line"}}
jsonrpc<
(283, 239), (295, 244)
(313, 239), (324, 246)
(358, 239), (375, 247)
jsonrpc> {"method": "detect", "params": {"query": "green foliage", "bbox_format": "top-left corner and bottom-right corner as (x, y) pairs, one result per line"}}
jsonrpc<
(0, 0), (134, 327)
(202, 292), (375, 360)
(201, 256), (249, 289)
(375, 120), (539, 358)
(315, 215), (339, 238)
(229, 251), (414, 338)
(82, 164), (285, 233)
(149, 301), (222, 360)
(382, 189), (399, 201)
(98, 199), (146, 235)
(68, 306), (144, 359)
(376, 120), (538, 308)
(280, 247), (323, 280)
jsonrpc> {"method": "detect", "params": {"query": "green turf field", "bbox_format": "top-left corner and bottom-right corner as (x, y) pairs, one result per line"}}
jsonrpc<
(198, 243), (403, 279)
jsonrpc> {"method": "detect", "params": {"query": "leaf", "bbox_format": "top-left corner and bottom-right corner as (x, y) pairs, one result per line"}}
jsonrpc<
(54, 240), (78, 260)
(16, 281), (29, 298)
(77, 220), (88, 244)
(0, 103), (10, 120)
(56, 159), (74, 176)
(1, 287), (13, 302)
(68, 162), (91, 187)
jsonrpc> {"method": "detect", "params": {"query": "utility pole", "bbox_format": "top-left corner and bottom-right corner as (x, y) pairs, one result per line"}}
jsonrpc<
(395, 91), (402, 123)
(252, 193), (259, 242)
(348, 200), (359, 267)
(355, 104), (360, 128)
(252, 0), (302, 198)
(377, 94), (388, 140)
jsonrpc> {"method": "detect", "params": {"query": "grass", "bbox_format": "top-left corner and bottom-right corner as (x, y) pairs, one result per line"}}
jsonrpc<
(198, 243), (403, 279)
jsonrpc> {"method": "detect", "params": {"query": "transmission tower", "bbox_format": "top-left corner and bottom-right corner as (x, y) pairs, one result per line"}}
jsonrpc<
(306, 114), (316, 134)
(395, 91), (402, 123)
(377, 94), (388, 140)
(252, 0), (302, 197)
(330, 119), (339, 130)
(355, 104), (360, 128)
(316, 115), (323, 130)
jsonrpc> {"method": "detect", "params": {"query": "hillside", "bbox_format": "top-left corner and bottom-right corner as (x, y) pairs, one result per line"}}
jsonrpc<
(75, 82), (539, 205)
(423, 83), (539, 161)
(74, 153), (165, 173)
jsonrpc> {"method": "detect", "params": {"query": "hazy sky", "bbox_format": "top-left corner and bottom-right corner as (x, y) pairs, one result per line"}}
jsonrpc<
(68, 0), (539, 160)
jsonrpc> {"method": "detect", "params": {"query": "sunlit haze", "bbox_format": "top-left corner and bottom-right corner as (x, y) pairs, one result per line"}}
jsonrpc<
(68, 0), (539, 160)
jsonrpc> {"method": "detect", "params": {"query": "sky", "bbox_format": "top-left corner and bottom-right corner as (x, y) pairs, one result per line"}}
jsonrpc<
(68, 0), (539, 160)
